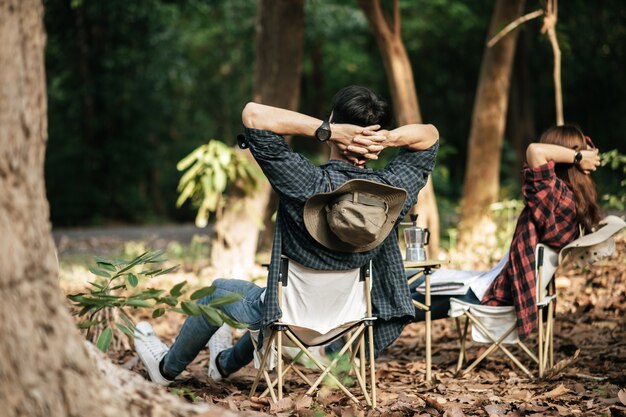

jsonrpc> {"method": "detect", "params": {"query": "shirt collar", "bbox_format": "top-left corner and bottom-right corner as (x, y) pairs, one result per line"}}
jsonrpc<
(320, 159), (374, 173)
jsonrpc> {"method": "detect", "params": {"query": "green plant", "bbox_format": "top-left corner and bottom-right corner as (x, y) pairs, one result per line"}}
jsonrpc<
(176, 139), (262, 227)
(67, 250), (245, 352)
(600, 150), (626, 210)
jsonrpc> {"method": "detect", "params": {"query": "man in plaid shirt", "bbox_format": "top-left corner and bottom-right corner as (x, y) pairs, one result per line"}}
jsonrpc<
(133, 86), (439, 386)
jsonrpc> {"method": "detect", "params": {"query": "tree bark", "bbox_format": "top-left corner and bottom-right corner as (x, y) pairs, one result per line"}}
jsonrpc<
(456, 0), (526, 260)
(210, 0), (304, 275)
(359, 0), (440, 258)
(508, 28), (535, 176)
(0, 1), (245, 415)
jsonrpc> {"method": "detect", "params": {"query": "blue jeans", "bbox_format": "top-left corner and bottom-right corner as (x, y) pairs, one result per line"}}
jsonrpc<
(163, 278), (260, 377)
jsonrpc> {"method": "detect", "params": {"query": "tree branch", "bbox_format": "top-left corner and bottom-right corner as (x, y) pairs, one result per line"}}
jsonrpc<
(487, 9), (543, 47)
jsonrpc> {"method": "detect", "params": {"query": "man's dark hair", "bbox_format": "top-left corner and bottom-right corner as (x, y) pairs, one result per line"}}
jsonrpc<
(330, 86), (391, 129)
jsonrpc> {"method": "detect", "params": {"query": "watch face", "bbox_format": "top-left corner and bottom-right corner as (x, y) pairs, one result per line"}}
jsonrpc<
(316, 127), (331, 142)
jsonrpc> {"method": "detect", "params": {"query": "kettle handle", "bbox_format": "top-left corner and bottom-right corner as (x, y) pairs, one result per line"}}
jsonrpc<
(424, 228), (430, 245)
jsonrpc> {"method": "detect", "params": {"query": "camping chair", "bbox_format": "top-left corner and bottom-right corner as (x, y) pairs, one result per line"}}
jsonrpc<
(450, 244), (558, 378)
(449, 215), (625, 378)
(249, 256), (377, 407)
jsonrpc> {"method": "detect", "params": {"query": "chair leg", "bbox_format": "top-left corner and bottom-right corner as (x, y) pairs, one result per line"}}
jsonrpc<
(542, 301), (555, 372)
(284, 330), (362, 405)
(465, 314), (534, 378)
(368, 325), (377, 408)
(350, 333), (372, 407)
(250, 331), (277, 398)
(276, 330), (283, 400)
(455, 317), (468, 373)
(538, 305), (544, 377)
(518, 340), (539, 364)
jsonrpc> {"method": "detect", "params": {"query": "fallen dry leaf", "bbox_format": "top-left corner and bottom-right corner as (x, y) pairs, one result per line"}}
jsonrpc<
(533, 384), (570, 400)
(619, 389), (626, 406)
(269, 397), (293, 413)
(443, 405), (466, 417)
(484, 404), (508, 416)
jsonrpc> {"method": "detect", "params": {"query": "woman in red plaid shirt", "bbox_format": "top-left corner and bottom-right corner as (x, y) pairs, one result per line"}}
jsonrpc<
(481, 124), (602, 339)
(412, 125), (601, 340)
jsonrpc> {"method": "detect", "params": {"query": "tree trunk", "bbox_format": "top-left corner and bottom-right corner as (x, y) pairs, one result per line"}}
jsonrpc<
(210, 0), (304, 275)
(359, 0), (440, 258)
(456, 0), (525, 262)
(0, 2), (244, 415)
(508, 28), (535, 177)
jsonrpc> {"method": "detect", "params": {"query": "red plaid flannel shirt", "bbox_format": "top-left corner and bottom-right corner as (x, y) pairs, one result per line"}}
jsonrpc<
(482, 161), (578, 339)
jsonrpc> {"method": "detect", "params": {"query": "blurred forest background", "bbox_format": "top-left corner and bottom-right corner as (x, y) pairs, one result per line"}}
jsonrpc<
(44, 0), (625, 238)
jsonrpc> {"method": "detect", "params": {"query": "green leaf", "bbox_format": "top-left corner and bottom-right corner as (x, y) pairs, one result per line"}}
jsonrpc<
(127, 273), (139, 288)
(176, 180), (196, 208)
(207, 292), (242, 307)
(177, 146), (205, 171)
(115, 323), (135, 339)
(155, 265), (180, 277)
(134, 288), (166, 299)
(169, 281), (187, 297)
(181, 300), (202, 316)
(96, 327), (113, 352)
(199, 305), (224, 326)
(222, 315), (248, 329)
(88, 282), (105, 290)
(89, 267), (111, 278)
(158, 296), (178, 307)
(213, 166), (227, 192)
(152, 308), (166, 318)
(77, 319), (101, 329)
(116, 251), (150, 275)
(96, 262), (117, 272)
(141, 268), (163, 276)
(190, 286), (216, 300)
(126, 299), (153, 308)
(119, 313), (137, 333)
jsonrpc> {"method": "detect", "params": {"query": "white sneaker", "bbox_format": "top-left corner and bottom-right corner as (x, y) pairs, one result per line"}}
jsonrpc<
(207, 324), (233, 381)
(134, 321), (172, 386)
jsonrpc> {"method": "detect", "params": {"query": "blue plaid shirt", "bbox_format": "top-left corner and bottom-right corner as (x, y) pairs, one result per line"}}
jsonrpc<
(243, 128), (439, 355)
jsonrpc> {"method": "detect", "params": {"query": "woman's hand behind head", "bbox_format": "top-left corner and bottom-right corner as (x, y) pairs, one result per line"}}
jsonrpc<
(578, 148), (601, 174)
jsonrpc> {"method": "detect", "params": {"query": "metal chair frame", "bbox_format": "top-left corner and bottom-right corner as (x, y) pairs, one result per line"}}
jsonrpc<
(453, 244), (557, 378)
(249, 258), (377, 407)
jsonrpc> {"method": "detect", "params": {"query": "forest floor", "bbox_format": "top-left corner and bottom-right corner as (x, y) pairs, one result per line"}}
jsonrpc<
(56, 227), (626, 417)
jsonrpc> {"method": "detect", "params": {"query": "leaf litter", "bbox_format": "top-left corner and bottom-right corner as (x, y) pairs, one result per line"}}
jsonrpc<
(94, 237), (626, 416)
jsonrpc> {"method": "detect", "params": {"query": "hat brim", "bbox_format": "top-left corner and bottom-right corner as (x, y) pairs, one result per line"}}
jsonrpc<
(303, 179), (407, 253)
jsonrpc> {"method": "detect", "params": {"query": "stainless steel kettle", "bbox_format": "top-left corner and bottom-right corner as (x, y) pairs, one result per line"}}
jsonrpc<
(402, 214), (430, 262)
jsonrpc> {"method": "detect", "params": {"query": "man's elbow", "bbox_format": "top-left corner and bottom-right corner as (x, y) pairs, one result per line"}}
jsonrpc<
(424, 124), (439, 147)
(427, 124), (439, 142)
(242, 102), (261, 128)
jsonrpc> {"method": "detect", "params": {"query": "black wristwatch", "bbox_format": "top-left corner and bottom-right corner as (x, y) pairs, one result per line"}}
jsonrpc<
(573, 150), (583, 165)
(315, 119), (332, 142)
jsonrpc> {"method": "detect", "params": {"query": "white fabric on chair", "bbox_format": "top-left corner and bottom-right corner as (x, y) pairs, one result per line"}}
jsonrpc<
(449, 298), (519, 344)
(449, 244), (558, 345)
(279, 259), (367, 346)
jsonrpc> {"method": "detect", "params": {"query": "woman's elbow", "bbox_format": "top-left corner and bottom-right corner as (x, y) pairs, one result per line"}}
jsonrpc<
(526, 143), (544, 167)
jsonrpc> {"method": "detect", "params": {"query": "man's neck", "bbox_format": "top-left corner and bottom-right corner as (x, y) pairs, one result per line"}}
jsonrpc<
(328, 148), (366, 168)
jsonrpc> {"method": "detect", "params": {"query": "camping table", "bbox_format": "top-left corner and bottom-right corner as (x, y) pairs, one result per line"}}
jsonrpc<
(404, 259), (444, 382)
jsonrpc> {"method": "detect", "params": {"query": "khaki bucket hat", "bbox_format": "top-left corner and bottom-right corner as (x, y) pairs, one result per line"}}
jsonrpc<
(303, 179), (408, 253)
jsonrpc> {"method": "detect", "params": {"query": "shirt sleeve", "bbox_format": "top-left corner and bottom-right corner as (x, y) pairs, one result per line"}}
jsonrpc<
(522, 160), (562, 226)
(378, 141), (439, 218)
(243, 127), (324, 202)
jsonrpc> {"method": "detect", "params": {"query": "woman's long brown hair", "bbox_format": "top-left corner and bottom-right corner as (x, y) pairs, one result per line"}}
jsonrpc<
(539, 125), (602, 232)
